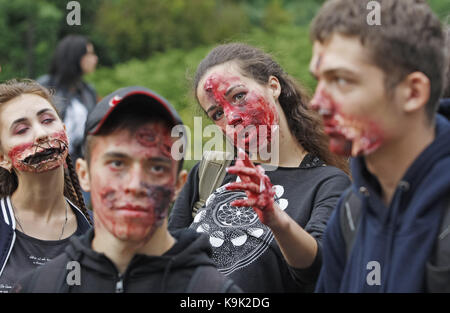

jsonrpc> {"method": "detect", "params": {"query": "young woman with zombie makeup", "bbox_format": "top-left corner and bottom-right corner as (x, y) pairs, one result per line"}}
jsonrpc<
(168, 43), (351, 292)
(0, 80), (92, 293)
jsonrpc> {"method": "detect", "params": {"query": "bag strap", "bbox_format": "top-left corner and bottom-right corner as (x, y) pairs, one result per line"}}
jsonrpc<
(339, 188), (363, 259)
(430, 195), (450, 267)
(193, 151), (233, 218)
(341, 188), (450, 264)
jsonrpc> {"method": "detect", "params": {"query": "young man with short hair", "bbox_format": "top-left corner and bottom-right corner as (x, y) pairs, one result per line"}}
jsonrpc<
(14, 86), (241, 293)
(309, 0), (450, 292)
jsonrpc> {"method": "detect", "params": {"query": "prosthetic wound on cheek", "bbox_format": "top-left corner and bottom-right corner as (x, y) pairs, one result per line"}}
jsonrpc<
(204, 74), (279, 151)
(8, 131), (69, 173)
(311, 89), (383, 157)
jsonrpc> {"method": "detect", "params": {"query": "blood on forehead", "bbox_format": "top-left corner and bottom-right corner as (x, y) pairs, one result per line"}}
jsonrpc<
(203, 74), (241, 104)
(134, 123), (173, 159)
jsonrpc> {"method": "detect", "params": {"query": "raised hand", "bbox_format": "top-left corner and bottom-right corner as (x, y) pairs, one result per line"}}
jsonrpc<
(226, 149), (276, 225)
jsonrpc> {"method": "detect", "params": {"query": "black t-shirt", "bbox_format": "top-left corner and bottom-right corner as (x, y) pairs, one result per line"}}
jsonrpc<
(168, 154), (351, 292)
(0, 227), (83, 293)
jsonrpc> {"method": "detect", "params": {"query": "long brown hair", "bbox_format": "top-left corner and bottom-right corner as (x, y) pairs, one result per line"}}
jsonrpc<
(194, 43), (349, 174)
(0, 79), (92, 224)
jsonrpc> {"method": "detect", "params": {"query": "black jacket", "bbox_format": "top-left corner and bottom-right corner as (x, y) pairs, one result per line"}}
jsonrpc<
(15, 228), (241, 293)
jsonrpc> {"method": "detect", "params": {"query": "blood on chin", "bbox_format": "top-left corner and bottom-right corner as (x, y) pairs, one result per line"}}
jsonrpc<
(328, 132), (383, 157)
(95, 210), (163, 242)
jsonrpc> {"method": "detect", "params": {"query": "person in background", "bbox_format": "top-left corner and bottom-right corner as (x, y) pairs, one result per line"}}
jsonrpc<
(38, 34), (98, 206)
(0, 79), (92, 293)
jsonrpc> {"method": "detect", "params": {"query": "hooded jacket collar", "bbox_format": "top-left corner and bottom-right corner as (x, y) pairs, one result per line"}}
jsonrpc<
(64, 228), (215, 290)
(350, 114), (450, 220)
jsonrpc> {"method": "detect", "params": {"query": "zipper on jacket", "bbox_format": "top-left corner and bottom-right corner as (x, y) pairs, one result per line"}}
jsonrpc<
(115, 274), (124, 293)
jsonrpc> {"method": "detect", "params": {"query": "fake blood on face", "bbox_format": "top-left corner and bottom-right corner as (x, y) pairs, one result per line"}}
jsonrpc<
(90, 123), (177, 242)
(310, 87), (384, 157)
(203, 73), (279, 151)
(7, 131), (69, 173)
(92, 183), (174, 241)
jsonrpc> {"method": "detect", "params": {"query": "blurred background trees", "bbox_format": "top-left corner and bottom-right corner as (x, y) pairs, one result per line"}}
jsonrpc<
(1, 0), (449, 170)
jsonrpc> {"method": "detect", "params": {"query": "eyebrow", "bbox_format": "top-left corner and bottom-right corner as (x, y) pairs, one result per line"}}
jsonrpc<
(37, 108), (53, 116)
(149, 157), (172, 165)
(103, 152), (172, 164)
(206, 105), (218, 114)
(316, 67), (358, 79)
(225, 84), (244, 97)
(9, 118), (27, 131)
(104, 152), (129, 159)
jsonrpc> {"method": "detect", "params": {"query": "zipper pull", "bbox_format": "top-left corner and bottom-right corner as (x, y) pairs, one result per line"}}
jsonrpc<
(115, 275), (124, 293)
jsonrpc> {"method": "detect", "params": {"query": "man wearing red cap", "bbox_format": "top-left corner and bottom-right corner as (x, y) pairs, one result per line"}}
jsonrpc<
(14, 86), (241, 293)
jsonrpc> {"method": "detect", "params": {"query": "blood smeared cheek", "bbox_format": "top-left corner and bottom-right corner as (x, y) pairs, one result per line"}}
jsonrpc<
(311, 88), (384, 157)
(91, 176), (175, 241)
(239, 91), (279, 147)
(91, 127), (177, 241)
(204, 74), (279, 149)
(7, 131), (69, 172)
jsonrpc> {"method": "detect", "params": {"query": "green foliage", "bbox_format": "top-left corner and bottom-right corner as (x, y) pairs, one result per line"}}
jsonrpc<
(86, 25), (315, 171)
(0, 0), (62, 80)
(93, 0), (250, 63)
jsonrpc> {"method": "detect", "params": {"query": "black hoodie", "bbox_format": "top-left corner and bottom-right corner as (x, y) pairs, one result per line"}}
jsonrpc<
(15, 228), (241, 293)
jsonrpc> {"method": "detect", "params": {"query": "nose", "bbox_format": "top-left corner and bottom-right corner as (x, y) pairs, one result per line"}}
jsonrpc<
(310, 84), (334, 117)
(228, 114), (243, 126)
(34, 124), (50, 144)
(124, 164), (148, 197)
(224, 106), (243, 126)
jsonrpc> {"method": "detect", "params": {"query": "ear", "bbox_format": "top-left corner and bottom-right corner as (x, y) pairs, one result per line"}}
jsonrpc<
(0, 152), (12, 172)
(399, 72), (431, 114)
(76, 158), (91, 192)
(268, 75), (281, 100)
(172, 169), (188, 202)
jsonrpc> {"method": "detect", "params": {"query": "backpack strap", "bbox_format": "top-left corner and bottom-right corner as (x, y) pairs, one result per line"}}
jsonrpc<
(339, 188), (363, 259)
(340, 188), (450, 292)
(193, 151), (233, 218)
(426, 195), (450, 292)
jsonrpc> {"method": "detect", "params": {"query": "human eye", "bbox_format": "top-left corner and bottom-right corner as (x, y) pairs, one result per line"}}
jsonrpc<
(107, 160), (124, 170)
(232, 92), (246, 103)
(14, 125), (29, 135)
(336, 77), (349, 86)
(211, 109), (224, 121)
(40, 113), (56, 125)
(42, 117), (55, 124)
(150, 164), (170, 175)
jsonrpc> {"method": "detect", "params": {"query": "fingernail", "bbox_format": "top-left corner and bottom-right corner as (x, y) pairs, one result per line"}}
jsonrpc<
(260, 180), (266, 192)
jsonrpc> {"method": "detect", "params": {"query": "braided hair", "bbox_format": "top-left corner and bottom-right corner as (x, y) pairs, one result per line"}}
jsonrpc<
(0, 79), (92, 224)
(64, 154), (92, 225)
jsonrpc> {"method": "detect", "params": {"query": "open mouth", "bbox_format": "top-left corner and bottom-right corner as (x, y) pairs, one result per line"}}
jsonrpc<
(22, 146), (66, 165)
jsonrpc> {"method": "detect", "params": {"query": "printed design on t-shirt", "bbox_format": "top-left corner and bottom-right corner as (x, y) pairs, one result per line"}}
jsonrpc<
(190, 180), (288, 275)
